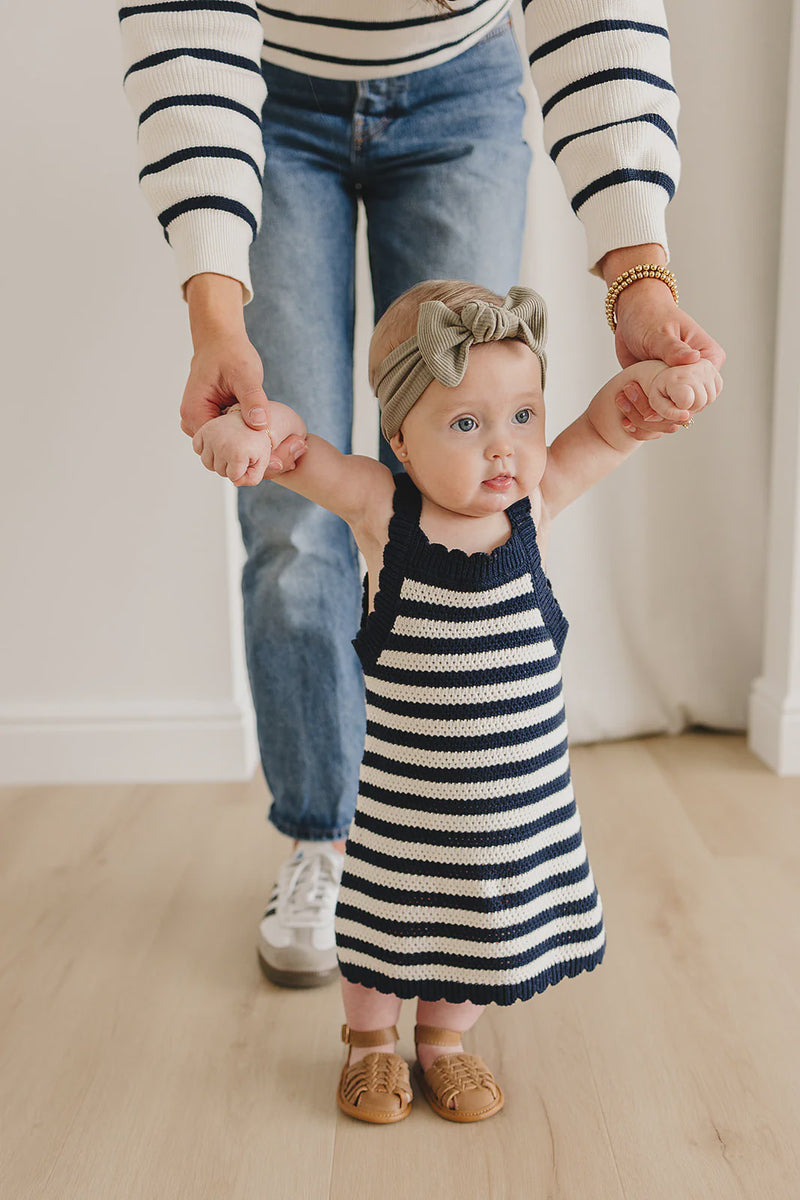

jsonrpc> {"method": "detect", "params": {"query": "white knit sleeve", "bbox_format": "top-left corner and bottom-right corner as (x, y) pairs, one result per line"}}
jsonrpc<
(522, 0), (680, 274)
(118, 1), (267, 302)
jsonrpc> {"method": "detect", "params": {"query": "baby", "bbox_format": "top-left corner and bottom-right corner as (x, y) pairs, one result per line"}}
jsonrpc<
(194, 280), (721, 1125)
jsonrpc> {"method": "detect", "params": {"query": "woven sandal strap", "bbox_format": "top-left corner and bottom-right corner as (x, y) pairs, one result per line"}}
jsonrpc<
(341, 1024), (399, 1047)
(414, 1024), (463, 1048)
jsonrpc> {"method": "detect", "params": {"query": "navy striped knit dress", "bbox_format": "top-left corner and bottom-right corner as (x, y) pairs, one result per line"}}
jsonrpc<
(334, 473), (605, 1005)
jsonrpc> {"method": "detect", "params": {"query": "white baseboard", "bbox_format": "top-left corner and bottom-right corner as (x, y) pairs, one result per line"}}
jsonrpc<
(0, 700), (259, 785)
(748, 678), (800, 776)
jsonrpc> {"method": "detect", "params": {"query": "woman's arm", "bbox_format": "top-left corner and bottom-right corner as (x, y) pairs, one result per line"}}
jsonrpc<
(524, 1), (679, 277)
(523, 4), (725, 411)
(118, 2), (266, 302)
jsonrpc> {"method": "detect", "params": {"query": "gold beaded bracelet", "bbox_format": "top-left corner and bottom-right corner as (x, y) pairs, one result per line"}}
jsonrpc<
(605, 265), (678, 331)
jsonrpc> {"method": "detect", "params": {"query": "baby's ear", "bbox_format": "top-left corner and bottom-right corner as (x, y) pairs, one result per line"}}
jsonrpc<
(389, 430), (408, 461)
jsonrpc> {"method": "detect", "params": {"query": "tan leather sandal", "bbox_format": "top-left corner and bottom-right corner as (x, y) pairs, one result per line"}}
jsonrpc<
(336, 1024), (413, 1124)
(413, 1024), (504, 1123)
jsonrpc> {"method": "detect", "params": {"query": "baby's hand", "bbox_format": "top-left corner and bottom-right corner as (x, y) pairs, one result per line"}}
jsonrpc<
(619, 359), (723, 438)
(192, 402), (308, 486)
(648, 360), (722, 424)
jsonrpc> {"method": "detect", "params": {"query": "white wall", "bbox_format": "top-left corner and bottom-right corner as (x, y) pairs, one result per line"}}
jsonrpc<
(0, 1), (793, 783)
(0, 3), (255, 782)
(749, 0), (800, 774)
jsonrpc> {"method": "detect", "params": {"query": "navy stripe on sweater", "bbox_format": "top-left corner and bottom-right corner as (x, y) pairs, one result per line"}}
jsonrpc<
(572, 167), (676, 212)
(527, 17), (669, 64)
(541, 67), (676, 120)
(119, 1), (259, 21)
(138, 93), (261, 129)
(140, 145), (262, 182)
(260, 9), (504, 71)
(256, 0), (494, 32)
(550, 112), (677, 161)
(124, 46), (263, 81)
(159, 195), (258, 237)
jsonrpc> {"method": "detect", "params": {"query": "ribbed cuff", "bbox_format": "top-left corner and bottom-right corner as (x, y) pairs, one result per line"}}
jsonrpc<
(581, 185), (671, 278)
(169, 208), (256, 304)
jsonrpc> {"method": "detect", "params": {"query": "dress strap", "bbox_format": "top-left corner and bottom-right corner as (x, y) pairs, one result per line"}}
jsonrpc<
(505, 495), (542, 566)
(507, 494), (569, 656)
(391, 470), (422, 525)
(351, 472), (417, 672)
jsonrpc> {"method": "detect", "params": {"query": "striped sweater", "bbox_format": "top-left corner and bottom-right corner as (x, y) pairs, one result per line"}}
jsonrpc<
(118, 1), (680, 301)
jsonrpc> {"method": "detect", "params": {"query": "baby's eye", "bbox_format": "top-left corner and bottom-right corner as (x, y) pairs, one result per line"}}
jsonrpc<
(512, 408), (533, 425)
(451, 416), (477, 433)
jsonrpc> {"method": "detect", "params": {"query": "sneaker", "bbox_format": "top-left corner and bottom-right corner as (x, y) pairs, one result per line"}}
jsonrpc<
(257, 841), (344, 987)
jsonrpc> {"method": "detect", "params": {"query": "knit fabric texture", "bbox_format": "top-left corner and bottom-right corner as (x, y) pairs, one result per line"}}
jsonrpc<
(335, 473), (606, 1005)
(375, 286), (548, 440)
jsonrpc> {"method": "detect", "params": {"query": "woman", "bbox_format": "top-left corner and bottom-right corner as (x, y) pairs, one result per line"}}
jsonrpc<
(118, 0), (724, 989)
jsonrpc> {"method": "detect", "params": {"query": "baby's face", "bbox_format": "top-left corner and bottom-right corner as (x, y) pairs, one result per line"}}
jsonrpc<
(391, 340), (546, 518)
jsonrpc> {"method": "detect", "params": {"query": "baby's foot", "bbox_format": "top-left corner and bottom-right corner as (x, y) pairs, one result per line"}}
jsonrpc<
(416, 1038), (462, 1074)
(347, 1036), (397, 1067)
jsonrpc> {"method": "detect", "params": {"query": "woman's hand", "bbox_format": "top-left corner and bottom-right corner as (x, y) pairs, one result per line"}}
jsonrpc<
(600, 246), (725, 440)
(180, 272), (279, 455)
(612, 278), (725, 439)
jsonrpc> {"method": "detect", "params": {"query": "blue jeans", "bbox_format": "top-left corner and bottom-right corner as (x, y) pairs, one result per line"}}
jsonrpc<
(240, 19), (530, 841)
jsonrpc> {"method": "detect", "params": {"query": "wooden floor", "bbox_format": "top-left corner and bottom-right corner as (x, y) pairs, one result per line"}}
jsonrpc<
(1, 733), (798, 1199)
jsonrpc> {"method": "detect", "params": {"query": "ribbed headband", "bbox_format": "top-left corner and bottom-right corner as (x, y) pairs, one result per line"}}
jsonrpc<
(375, 285), (548, 440)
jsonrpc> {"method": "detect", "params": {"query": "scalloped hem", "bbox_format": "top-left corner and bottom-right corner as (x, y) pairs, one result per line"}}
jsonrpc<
(336, 944), (605, 1006)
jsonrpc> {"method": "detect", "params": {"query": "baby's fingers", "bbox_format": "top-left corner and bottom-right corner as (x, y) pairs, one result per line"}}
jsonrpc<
(646, 381), (692, 423)
(225, 454), (251, 481)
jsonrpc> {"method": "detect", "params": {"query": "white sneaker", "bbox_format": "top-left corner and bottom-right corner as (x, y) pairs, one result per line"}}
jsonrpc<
(258, 841), (344, 987)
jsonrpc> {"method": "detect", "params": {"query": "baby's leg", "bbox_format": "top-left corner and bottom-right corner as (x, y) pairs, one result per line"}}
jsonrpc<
(341, 979), (402, 1065)
(415, 999), (486, 1073)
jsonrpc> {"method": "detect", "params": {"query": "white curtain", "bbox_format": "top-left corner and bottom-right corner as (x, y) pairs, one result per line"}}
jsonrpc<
(520, 0), (789, 743)
(355, 0), (789, 745)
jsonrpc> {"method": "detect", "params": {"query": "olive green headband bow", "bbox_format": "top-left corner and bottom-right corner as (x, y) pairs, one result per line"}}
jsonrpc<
(375, 285), (548, 440)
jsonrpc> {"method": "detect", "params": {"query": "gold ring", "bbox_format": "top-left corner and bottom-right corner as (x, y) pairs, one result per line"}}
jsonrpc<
(682, 418), (694, 430)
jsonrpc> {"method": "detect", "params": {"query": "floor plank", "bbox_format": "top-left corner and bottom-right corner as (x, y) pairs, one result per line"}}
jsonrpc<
(0, 736), (797, 1199)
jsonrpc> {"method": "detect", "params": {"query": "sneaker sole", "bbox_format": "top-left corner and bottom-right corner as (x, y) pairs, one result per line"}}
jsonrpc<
(257, 951), (340, 989)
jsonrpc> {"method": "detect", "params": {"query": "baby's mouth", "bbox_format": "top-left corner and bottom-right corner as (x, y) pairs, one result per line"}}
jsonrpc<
(482, 474), (514, 491)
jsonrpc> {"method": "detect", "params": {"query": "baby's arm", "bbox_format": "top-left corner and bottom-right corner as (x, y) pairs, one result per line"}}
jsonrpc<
(541, 358), (722, 521)
(193, 402), (394, 535)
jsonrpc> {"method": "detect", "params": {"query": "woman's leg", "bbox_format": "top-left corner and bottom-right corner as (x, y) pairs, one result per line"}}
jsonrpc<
(241, 67), (364, 846)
